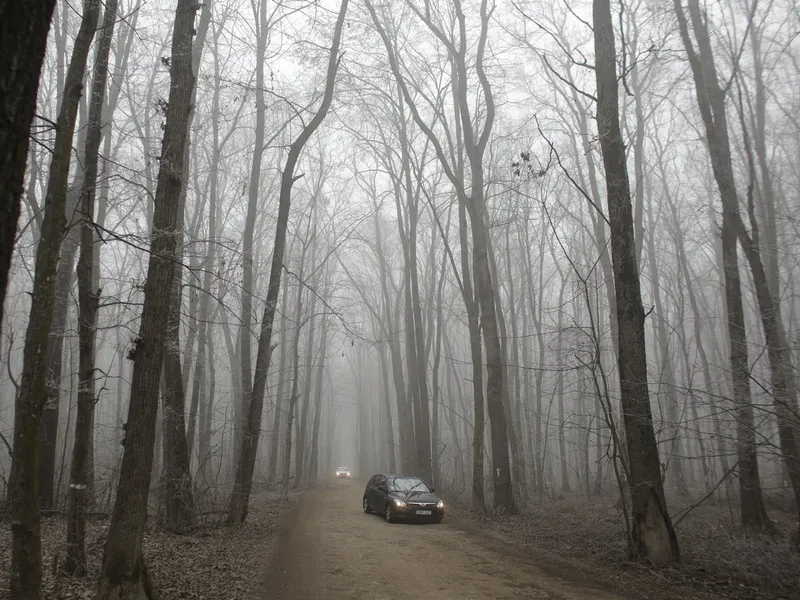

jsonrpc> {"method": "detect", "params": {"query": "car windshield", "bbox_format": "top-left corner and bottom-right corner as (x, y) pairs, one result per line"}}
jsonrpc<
(388, 477), (429, 493)
(336, 467), (349, 471)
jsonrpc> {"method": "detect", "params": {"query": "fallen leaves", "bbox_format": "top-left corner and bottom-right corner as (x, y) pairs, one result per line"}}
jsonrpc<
(451, 497), (800, 600)
(0, 492), (289, 600)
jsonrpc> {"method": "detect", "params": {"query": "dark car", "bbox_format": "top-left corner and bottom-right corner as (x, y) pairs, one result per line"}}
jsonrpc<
(362, 474), (444, 523)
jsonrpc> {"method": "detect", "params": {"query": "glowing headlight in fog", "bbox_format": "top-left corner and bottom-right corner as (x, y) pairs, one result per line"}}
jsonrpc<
(437, 500), (444, 508)
(394, 499), (407, 508)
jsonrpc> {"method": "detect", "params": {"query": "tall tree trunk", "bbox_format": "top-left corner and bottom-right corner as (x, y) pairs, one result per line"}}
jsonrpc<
(491, 232), (526, 497)
(64, 0), (118, 575)
(663, 169), (737, 510)
(39, 191), (80, 512)
(95, 0), (199, 594)
(199, 311), (216, 489)
(468, 196), (515, 511)
(160, 262), (195, 532)
(377, 343), (397, 473)
(8, 1), (100, 595)
(160, 0), (210, 529)
(307, 300), (329, 484)
(430, 232), (448, 487)
(398, 94), (433, 482)
(239, 0), (269, 461)
(227, 0), (348, 523)
(295, 210), (320, 486)
(674, 0), (800, 539)
(373, 200), (414, 473)
(267, 280), (290, 484)
(283, 278), (306, 498)
(188, 32), (226, 465)
(593, 0), (679, 564)
(0, 0), (57, 333)
(645, 185), (689, 498)
(555, 274), (571, 494)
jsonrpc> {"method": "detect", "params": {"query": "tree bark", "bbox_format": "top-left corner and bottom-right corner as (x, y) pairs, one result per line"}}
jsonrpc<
(95, 0), (199, 595)
(674, 0), (800, 540)
(8, 1), (100, 595)
(64, 0), (118, 575)
(0, 0), (57, 334)
(39, 191), (80, 512)
(160, 0), (210, 528)
(593, 0), (679, 565)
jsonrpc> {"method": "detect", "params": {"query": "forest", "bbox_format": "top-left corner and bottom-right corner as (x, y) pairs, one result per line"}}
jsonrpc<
(0, 0), (799, 598)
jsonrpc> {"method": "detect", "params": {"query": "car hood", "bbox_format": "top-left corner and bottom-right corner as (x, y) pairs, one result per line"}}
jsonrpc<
(389, 491), (439, 503)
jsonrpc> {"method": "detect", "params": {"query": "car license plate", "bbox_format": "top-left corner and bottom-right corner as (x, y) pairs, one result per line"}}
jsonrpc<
(416, 509), (432, 515)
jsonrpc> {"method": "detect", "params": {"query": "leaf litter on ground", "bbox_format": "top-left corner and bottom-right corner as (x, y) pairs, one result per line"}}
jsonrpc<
(0, 492), (290, 600)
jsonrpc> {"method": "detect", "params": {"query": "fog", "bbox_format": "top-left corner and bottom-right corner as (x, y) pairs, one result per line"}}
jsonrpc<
(1, 0), (799, 597)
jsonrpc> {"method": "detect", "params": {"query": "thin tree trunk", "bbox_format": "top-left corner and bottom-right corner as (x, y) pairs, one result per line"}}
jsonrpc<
(227, 0), (348, 523)
(295, 209), (320, 486)
(64, 0), (117, 575)
(39, 196), (79, 512)
(645, 184), (689, 498)
(307, 301), (329, 484)
(373, 200), (414, 473)
(555, 274), (571, 494)
(282, 287), (305, 501)
(8, 1), (100, 595)
(267, 280), (291, 484)
(674, 0), (798, 538)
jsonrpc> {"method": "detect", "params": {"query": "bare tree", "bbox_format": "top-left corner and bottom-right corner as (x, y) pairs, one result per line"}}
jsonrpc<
(95, 0), (200, 594)
(227, 0), (350, 524)
(8, 0), (101, 595)
(674, 0), (800, 543)
(592, 0), (679, 564)
(365, 0), (516, 512)
(160, 0), (212, 535)
(64, 0), (119, 576)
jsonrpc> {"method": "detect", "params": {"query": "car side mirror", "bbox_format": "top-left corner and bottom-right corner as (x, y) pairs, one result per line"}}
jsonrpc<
(378, 485), (386, 492)
(430, 487), (435, 493)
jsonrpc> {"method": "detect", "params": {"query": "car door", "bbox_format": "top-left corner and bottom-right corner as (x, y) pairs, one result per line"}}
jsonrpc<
(374, 475), (387, 509)
(367, 476), (379, 511)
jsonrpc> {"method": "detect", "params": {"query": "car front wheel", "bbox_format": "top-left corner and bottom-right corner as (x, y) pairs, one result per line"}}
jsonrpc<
(363, 497), (371, 514)
(384, 504), (394, 523)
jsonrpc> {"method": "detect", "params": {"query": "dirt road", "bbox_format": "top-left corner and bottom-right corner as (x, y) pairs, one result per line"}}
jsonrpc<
(262, 480), (625, 600)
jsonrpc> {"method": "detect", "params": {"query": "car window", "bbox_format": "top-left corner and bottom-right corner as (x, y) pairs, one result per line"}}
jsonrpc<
(388, 477), (429, 492)
(377, 475), (386, 488)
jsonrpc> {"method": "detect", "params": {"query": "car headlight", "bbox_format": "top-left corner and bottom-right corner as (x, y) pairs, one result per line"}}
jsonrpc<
(393, 499), (406, 508)
(437, 500), (444, 509)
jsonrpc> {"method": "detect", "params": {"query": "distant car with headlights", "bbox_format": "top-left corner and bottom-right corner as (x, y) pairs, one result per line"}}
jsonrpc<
(363, 474), (444, 523)
(335, 466), (352, 479)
